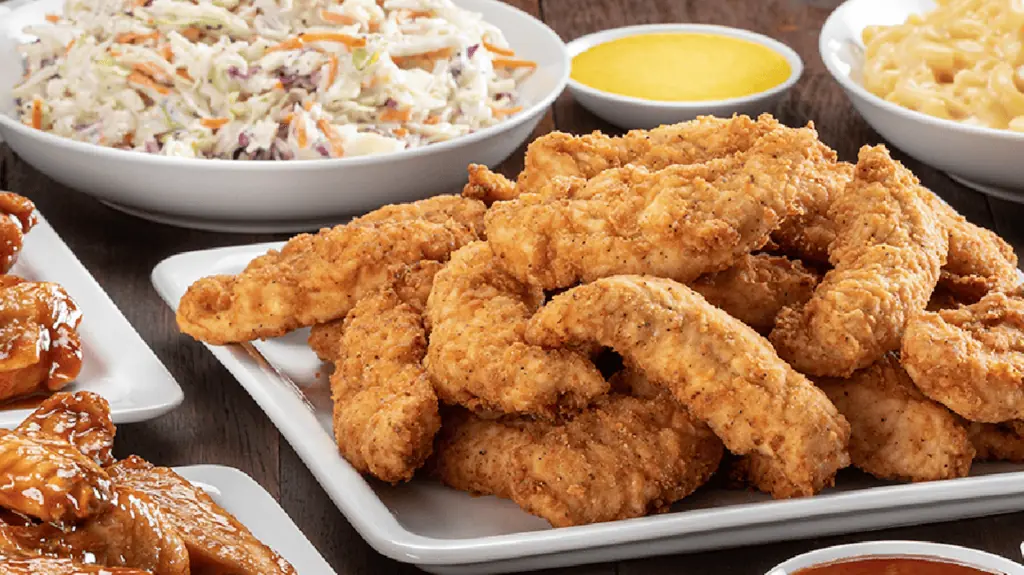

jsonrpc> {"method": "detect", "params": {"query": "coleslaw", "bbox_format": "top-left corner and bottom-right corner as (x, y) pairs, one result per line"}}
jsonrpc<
(12, 0), (535, 160)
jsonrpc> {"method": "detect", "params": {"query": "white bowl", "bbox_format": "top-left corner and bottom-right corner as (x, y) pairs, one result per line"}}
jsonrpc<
(565, 24), (803, 130)
(0, 0), (568, 232)
(821, 0), (1024, 201)
(768, 541), (1024, 574)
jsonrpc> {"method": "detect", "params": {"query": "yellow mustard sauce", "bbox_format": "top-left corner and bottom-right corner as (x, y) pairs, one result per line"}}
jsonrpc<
(571, 33), (792, 102)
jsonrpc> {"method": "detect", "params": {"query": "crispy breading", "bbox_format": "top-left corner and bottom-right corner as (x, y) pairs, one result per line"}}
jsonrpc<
(485, 125), (825, 290)
(902, 292), (1024, 422)
(771, 145), (948, 377)
(425, 242), (608, 419)
(816, 354), (974, 482)
(969, 420), (1024, 462)
(770, 161), (855, 264)
(330, 262), (442, 483)
(308, 261), (443, 363)
(432, 394), (723, 527)
(462, 164), (518, 205)
(349, 194), (487, 239)
(525, 276), (851, 499)
(689, 253), (819, 333)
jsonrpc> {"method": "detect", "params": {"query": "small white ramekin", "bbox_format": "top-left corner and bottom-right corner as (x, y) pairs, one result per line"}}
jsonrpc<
(768, 541), (1024, 574)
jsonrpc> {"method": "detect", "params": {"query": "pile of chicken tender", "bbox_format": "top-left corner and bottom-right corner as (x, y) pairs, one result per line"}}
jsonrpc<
(177, 114), (1024, 528)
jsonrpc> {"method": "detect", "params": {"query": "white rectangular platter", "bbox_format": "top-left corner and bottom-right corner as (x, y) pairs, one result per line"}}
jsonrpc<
(0, 214), (183, 426)
(175, 464), (336, 575)
(153, 242), (1024, 575)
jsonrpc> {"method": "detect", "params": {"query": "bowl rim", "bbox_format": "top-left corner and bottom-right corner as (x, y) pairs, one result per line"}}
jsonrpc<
(0, 0), (569, 170)
(819, 0), (1024, 143)
(564, 23), (803, 110)
(767, 541), (1024, 574)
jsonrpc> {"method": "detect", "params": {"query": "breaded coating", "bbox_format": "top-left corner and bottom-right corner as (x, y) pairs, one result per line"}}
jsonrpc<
(330, 262), (442, 483)
(771, 146), (948, 377)
(0, 192), (38, 274)
(525, 276), (851, 499)
(902, 292), (1024, 422)
(109, 456), (295, 575)
(770, 160), (855, 264)
(308, 261), (443, 363)
(462, 164), (517, 205)
(816, 354), (974, 482)
(516, 114), (782, 193)
(177, 218), (478, 344)
(17, 391), (115, 467)
(485, 125), (825, 290)
(349, 194), (487, 239)
(969, 420), (1024, 462)
(425, 242), (608, 419)
(689, 253), (819, 333)
(432, 394), (724, 527)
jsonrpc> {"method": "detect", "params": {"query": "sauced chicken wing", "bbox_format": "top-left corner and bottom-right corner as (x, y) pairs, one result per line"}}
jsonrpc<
(0, 278), (83, 402)
(108, 456), (295, 575)
(0, 430), (111, 526)
(0, 193), (37, 275)
(16, 392), (115, 467)
(0, 551), (150, 575)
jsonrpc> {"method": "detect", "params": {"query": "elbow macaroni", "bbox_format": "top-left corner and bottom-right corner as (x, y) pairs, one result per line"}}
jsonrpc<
(861, 0), (1024, 132)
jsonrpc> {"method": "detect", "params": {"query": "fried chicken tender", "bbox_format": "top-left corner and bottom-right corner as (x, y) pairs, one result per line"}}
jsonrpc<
(816, 354), (974, 482)
(17, 391), (115, 467)
(178, 215), (479, 345)
(968, 420), (1024, 462)
(525, 276), (851, 498)
(432, 394), (724, 527)
(902, 292), (1024, 422)
(0, 193), (38, 274)
(485, 125), (826, 290)
(0, 429), (112, 526)
(330, 261), (443, 483)
(348, 194), (487, 239)
(425, 242), (607, 419)
(0, 278), (83, 402)
(770, 161), (855, 264)
(308, 261), (443, 363)
(689, 253), (819, 333)
(109, 456), (295, 575)
(463, 164), (518, 205)
(770, 145), (948, 378)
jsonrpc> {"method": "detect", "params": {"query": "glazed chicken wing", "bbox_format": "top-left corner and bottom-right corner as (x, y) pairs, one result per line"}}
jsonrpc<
(0, 193), (37, 275)
(17, 391), (115, 467)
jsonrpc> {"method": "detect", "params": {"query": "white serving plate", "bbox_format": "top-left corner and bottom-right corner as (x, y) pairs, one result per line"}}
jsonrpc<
(820, 0), (1024, 202)
(0, 214), (183, 427)
(566, 24), (803, 130)
(0, 0), (568, 233)
(152, 240), (1024, 575)
(768, 541), (1024, 575)
(175, 464), (336, 575)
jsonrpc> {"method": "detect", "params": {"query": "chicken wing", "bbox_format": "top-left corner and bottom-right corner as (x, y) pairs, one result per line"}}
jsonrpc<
(108, 456), (295, 575)
(0, 278), (83, 402)
(689, 253), (819, 334)
(425, 242), (607, 419)
(525, 276), (851, 498)
(0, 193), (38, 275)
(330, 262), (442, 483)
(902, 292), (1024, 422)
(432, 394), (723, 527)
(816, 354), (974, 482)
(0, 551), (150, 575)
(771, 145), (948, 378)
(16, 391), (115, 467)
(485, 125), (826, 290)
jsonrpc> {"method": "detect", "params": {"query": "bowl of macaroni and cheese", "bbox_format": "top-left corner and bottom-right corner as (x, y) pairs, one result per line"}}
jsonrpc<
(820, 0), (1024, 199)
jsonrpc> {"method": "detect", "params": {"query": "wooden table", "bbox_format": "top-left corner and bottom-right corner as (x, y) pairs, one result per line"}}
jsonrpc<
(2, 0), (1024, 573)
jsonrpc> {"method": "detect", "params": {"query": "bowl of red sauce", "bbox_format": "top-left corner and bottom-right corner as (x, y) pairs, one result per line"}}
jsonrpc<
(768, 542), (1024, 575)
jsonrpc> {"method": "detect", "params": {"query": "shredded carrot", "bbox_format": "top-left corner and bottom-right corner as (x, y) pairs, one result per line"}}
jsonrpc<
(64, 39), (75, 56)
(116, 31), (160, 44)
(491, 105), (523, 116)
(424, 115), (440, 125)
(405, 9), (432, 19)
(109, 47), (123, 57)
(360, 75), (380, 89)
(376, 0), (384, 6)
(274, 80), (285, 90)
(180, 27), (201, 42)
(31, 98), (42, 130)
(483, 41), (514, 57)
(296, 118), (308, 148)
(303, 100), (314, 111)
(269, 32), (365, 52)
(282, 112), (294, 124)
(326, 54), (339, 86)
(132, 62), (171, 84)
(393, 127), (407, 137)
(268, 37), (304, 53)
(176, 68), (192, 81)
(200, 117), (230, 130)
(368, 20), (381, 33)
(317, 119), (344, 157)
(319, 9), (357, 25)
(392, 47), (453, 68)
(380, 107), (411, 123)
(121, 132), (134, 147)
(160, 44), (173, 62)
(45, 13), (60, 23)
(133, 0), (147, 7)
(128, 71), (170, 95)
(492, 58), (537, 70)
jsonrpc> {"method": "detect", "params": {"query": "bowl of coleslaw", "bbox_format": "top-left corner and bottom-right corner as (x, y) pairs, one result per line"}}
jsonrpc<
(0, 0), (568, 231)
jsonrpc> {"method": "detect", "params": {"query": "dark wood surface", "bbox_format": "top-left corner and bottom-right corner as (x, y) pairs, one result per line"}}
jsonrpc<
(2, 0), (1023, 573)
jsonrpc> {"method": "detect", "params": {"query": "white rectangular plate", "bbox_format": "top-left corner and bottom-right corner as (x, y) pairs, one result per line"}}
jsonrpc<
(175, 464), (336, 575)
(153, 242), (1024, 575)
(0, 214), (183, 426)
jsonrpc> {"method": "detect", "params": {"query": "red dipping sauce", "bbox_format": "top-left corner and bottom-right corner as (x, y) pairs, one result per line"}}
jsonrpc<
(795, 557), (1001, 575)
